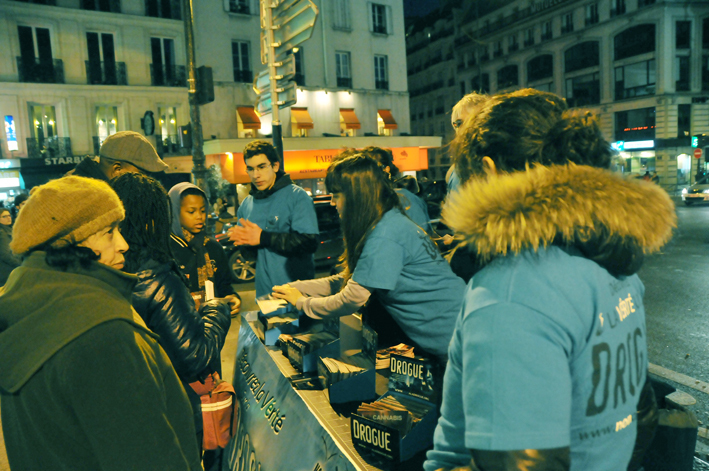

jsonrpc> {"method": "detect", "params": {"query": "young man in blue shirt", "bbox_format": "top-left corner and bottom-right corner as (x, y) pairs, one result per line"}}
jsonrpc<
(228, 140), (319, 297)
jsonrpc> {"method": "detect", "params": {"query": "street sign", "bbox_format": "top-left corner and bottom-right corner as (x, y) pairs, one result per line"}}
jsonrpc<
(256, 81), (297, 116)
(694, 148), (703, 159)
(253, 55), (296, 93)
(261, 0), (318, 63)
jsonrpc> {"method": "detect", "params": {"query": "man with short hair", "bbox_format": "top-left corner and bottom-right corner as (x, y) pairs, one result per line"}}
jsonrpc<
(228, 140), (318, 297)
(69, 131), (168, 181)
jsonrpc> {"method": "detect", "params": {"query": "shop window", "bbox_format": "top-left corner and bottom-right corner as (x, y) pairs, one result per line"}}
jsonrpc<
(291, 107), (313, 137)
(339, 109), (360, 137)
(676, 56), (690, 92)
(237, 106), (260, 138)
(377, 109), (397, 136)
(614, 24), (655, 61)
(677, 21), (691, 50)
(615, 107), (655, 141)
(615, 59), (655, 100)
(497, 65), (518, 90)
(678, 104), (691, 138)
(158, 106), (178, 145)
(29, 104), (57, 141)
(95, 105), (118, 146)
(565, 72), (600, 107)
(565, 42), (599, 73)
(527, 54), (553, 83)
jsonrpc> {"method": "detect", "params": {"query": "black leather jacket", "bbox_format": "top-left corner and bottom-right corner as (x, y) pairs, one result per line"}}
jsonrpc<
(131, 259), (231, 384)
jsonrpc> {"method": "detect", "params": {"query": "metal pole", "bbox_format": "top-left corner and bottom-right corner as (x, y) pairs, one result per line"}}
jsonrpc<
(184, 0), (209, 201)
(264, 1), (285, 167)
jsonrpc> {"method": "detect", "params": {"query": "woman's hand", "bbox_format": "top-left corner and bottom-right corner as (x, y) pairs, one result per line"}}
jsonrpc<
(272, 284), (303, 306)
(224, 294), (241, 316)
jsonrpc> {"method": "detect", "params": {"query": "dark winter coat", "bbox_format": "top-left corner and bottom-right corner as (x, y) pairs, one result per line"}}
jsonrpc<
(0, 224), (20, 285)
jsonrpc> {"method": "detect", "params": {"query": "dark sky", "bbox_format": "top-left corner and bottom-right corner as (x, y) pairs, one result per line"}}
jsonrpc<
(403, 0), (440, 17)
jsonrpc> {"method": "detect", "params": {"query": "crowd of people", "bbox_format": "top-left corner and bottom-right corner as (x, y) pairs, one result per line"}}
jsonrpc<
(0, 88), (677, 471)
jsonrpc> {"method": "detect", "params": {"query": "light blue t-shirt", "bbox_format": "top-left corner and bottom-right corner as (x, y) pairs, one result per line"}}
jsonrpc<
(446, 167), (461, 196)
(425, 246), (647, 471)
(352, 209), (465, 359)
(396, 188), (432, 234)
(237, 183), (319, 297)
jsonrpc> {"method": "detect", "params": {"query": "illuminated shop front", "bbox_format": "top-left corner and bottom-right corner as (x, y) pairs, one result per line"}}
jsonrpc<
(611, 140), (656, 176)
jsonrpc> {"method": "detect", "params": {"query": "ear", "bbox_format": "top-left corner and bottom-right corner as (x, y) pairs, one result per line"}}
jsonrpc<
(482, 156), (497, 177)
(272, 160), (280, 173)
(383, 165), (391, 176)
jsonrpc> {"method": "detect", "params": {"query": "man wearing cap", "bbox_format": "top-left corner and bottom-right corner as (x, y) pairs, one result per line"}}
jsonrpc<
(0, 176), (201, 471)
(69, 130), (168, 181)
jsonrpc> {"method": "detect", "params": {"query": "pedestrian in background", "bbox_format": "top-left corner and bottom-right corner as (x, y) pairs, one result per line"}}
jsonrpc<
(0, 176), (201, 471)
(112, 173), (231, 463)
(0, 208), (19, 286)
(168, 182), (241, 316)
(425, 89), (675, 471)
(228, 140), (319, 297)
(69, 130), (168, 181)
(445, 92), (489, 196)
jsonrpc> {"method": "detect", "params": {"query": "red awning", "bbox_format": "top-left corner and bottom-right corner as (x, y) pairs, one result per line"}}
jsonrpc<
(291, 108), (314, 129)
(339, 109), (361, 129)
(237, 106), (261, 130)
(378, 109), (398, 129)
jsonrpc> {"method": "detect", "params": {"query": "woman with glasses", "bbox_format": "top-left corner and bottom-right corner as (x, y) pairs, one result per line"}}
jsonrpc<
(0, 208), (20, 285)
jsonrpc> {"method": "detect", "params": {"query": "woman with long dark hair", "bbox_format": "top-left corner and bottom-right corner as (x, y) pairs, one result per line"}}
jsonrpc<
(110, 173), (231, 455)
(272, 155), (465, 362)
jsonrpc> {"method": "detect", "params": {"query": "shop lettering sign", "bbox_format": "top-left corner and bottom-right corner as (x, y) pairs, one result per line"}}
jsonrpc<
(44, 156), (83, 166)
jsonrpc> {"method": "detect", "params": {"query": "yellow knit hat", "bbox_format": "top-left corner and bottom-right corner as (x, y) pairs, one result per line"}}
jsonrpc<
(10, 176), (125, 255)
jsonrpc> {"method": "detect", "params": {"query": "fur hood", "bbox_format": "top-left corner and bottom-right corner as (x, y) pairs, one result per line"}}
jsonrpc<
(443, 164), (676, 276)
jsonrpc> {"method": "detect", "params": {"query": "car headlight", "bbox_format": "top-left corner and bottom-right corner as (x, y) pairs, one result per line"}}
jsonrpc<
(682, 188), (688, 194)
(703, 189), (709, 194)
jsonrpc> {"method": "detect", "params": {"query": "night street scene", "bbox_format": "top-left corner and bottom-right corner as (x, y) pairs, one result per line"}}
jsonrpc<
(2, 0), (709, 470)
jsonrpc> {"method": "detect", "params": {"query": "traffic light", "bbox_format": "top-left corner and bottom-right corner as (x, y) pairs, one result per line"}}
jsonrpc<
(692, 136), (699, 148)
(693, 134), (708, 148)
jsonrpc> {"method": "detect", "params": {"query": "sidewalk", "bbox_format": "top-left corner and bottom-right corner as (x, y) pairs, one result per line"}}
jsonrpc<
(0, 288), (257, 471)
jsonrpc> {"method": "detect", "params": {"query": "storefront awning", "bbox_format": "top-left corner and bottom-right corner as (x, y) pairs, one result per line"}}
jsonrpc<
(378, 109), (398, 129)
(291, 108), (314, 129)
(339, 109), (361, 129)
(237, 106), (261, 130)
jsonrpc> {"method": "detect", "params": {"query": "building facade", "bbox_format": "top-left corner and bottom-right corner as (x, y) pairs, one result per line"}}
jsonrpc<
(407, 0), (709, 191)
(0, 0), (436, 202)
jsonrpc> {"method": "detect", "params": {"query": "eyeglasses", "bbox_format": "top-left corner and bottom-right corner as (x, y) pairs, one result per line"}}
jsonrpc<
(246, 163), (273, 174)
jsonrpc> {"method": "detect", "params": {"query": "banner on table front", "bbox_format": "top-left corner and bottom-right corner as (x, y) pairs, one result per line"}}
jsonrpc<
(223, 324), (357, 471)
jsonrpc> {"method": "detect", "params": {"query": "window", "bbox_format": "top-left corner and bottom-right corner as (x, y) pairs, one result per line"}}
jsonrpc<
(335, 51), (351, 88)
(236, 106), (261, 138)
(678, 104), (691, 138)
(497, 65), (518, 89)
(615, 107), (655, 140)
(676, 56), (690, 91)
(81, 0), (119, 12)
(228, 0), (249, 14)
(28, 104), (56, 142)
(460, 81), (466, 96)
(145, 0), (180, 19)
(524, 28), (534, 47)
(290, 108), (313, 137)
(86, 32), (125, 85)
(565, 42), (599, 73)
(472, 73), (490, 93)
(480, 46), (490, 62)
(95, 105), (118, 146)
(371, 3), (388, 34)
(638, 0), (655, 6)
(333, 0), (351, 31)
(615, 25), (655, 61)
(292, 48), (304, 85)
(339, 109), (360, 137)
(528, 55), (553, 83)
(493, 41), (502, 58)
(562, 13), (574, 34)
(532, 82), (554, 93)
(541, 21), (552, 41)
(610, 0), (626, 17)
(676, 21), (691, 50)
(585, 3), (599, 26)
(232, 41), (252, 83)
(151, 38), (184, 87)
(17, 26), (62, 84)
(158, 106), (178, 144)
(377, 109), (397, 136)
(704, 18), (709, 49)
(508, 34), (519, 52)
(374, 54), (388, 90)
(565, 72), (600, 107)
(615, 60), (655, 100)
(704, 56), (709, 90)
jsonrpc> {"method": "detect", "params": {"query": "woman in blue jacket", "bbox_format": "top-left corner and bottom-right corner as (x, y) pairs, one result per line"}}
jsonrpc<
(272, 155), (465, 363)
(424, 89), (675, 471)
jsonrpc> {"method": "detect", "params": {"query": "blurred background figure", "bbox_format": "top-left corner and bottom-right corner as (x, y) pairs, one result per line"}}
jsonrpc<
(0, 208), (19, 286)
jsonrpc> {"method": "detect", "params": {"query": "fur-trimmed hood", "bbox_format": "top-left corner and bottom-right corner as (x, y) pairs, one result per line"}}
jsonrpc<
(443, 164), (676, 276)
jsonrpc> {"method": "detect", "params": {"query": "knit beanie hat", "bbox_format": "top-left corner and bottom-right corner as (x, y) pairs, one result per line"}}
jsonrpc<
(10, 176), (125, 255)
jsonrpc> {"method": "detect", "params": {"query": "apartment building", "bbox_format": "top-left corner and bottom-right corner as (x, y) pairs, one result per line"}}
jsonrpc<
(407, 0), (709, 190)
(0, 0), (437, 201)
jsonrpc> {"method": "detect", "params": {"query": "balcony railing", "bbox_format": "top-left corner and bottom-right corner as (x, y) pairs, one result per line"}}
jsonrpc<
(150, 64), (187, 87)
(541, 32), (553, 41)
(375, 80), (389, 90)
(27, 137), (72, 160)
(155, 134), (185, 157)
(561, 24), (574, 34)
(337, 77), (352, 88)
(373, 24), (387, 34)
(585, 14), (599, 26)
(615, 83), (655, 100)
(509, 43), (519, 52)
(17, 57), (64, 84)
(493, 49), (503, 58)
(85, 61), (127, 85)
(524, 39), (535, 47)
(233, 69), (253, 83)
(610, 5), (626, 17)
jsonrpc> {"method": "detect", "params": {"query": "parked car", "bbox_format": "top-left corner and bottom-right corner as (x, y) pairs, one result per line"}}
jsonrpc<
(216, 195), (343, 283)
(681, 176), (709, 206)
